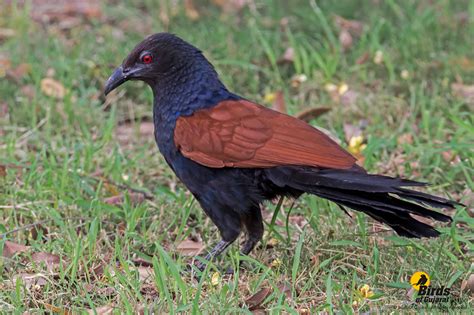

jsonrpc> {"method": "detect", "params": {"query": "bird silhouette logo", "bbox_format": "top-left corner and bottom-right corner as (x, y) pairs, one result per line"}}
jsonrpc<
(410, 271), (431, 291)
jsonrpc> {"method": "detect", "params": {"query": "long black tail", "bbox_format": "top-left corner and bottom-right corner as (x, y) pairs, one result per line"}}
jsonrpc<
(268, 166), (459, 238)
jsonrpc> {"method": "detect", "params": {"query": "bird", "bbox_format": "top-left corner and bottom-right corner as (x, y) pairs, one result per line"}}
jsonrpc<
(104, 33), (458, 271)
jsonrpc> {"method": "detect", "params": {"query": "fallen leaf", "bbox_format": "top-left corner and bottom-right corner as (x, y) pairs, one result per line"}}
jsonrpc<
(340, 89), (359, 107)
(6, 63), (31, 83)
(12, 273), (48, 289)
(0, 165), (6, 177)
(30, 224), (48, 241)
(343, 123), (362, 143)
(356, 52), (370, 65)
(277, 283), (292, 299)
(40, 78), (66, 99)
(245, 287), (272, 310)
(333, 15), (364, 36)
(212, 0), (248, 14)
(28, 0), (102, 23)
(115, 121), (155, 145)
(288, 215), (307, 228)
(43, 303), (72, 315)
(290, 74), (307, 88)
(271, 91), (286, 114)
(176, 238), (204, 256)
(441, 150), (461, 165)
(31, 252), (60, 271)
(2, 240), (30, 258)
(277, 47), (295, 64)
(21, 85), (36, 100)
(461, 274), (474, 295)
(103, 192), (146, 206)
(136, 266), (154, 282)
(294, 107), (331, 122)
(184, 0), (199, 20)
(87, 304), (115, 315)
(339, 29), (352, 51)
(0, 28), (16, 40)
(397, 133), (413, 145)
(451, 83), (474, 105)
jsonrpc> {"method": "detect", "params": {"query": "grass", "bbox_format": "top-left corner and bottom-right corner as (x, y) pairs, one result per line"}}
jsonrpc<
(1, 0), (473, 313)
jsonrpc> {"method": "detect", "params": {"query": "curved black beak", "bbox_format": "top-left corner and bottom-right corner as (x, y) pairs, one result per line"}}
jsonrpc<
(104, 66), (127, 96)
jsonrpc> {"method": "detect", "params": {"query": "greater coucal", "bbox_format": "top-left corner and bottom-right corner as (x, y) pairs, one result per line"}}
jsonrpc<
(104, 33), (457, 270)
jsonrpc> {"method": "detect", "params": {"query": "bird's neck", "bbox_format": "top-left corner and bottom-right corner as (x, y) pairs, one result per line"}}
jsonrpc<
(150, 66), (234, 162)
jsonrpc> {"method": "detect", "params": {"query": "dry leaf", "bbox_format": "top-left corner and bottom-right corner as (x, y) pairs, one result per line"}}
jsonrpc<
(277, 283), (292, 299)
(212, 0), (248, 14)
(6, 63), (31, 83)
(176, 238), (204, 256)
(277, 47), (295, 64)
(87, 304), (115, 315)
(245, 287), (272, 310)
(295, 107), (330, 122)
(115, 121), (154, 145)
(30, 224), (49, 241)
(0, 28), (16, 40)
(31, 252), (60, 271)
(461, 274), (474, 294)
(184, 0), (199, 20)
(0, 165), (6, 178)
(136, 266), (154, 282)
(290, 74), (307, 88)
(334, 15), (364, 36)
(103, 192), (146, 206)
(397, 133), (413, 145)
(271, 91), (286, 114)
(339, 29), (352, 51)
(288, 215), (307, 228)
(451, 83), (474, 105)
(43, 303), (72, 315)
(40, 78), (66, 99)
(343, 123), (362, 143)
(2, 240), (30, 258)
(356, 52), (370, 65)
(12, 273), (48, 288)
(29, 0), (102, 23)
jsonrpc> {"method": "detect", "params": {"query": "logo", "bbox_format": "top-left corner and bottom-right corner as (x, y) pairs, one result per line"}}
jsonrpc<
(410, 271), (430, 291)
(409, 271), (453, 304)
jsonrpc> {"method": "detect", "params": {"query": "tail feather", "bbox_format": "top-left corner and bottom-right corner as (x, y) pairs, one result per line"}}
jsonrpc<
(268, 167), (458, 238)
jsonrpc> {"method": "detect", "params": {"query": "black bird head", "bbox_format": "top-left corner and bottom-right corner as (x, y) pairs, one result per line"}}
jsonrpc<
(104, 33), (213, 96)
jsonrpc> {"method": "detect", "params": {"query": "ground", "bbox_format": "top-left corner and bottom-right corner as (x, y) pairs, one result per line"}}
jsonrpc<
(0, 0), (473, 313)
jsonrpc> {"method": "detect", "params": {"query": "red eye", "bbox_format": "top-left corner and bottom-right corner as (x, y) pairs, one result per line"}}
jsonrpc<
(142, 54), (153, 64)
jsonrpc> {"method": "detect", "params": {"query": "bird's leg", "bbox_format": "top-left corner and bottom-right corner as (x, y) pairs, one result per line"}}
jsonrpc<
(225, 208), (264, 274)
(189, 203), (242, 273)
(193, 240), (232, 272)
(241, 209), (264, 255)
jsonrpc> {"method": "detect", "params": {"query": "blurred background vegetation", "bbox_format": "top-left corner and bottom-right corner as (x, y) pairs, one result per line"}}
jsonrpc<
(0, 0), (472, 313)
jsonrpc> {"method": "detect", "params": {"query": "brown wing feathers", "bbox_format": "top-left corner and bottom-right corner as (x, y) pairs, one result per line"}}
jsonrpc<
(174, 100), (356, 169)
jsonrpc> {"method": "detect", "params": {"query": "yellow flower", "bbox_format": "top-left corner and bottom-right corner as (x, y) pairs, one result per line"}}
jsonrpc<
(348, 135), (367, 155)
(359, 284), (374, 298)
(211, 272), (220, 286)
(270, 258), (282, 268)
(338, 83), (349, 95)
(263, 92), (277, 103)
